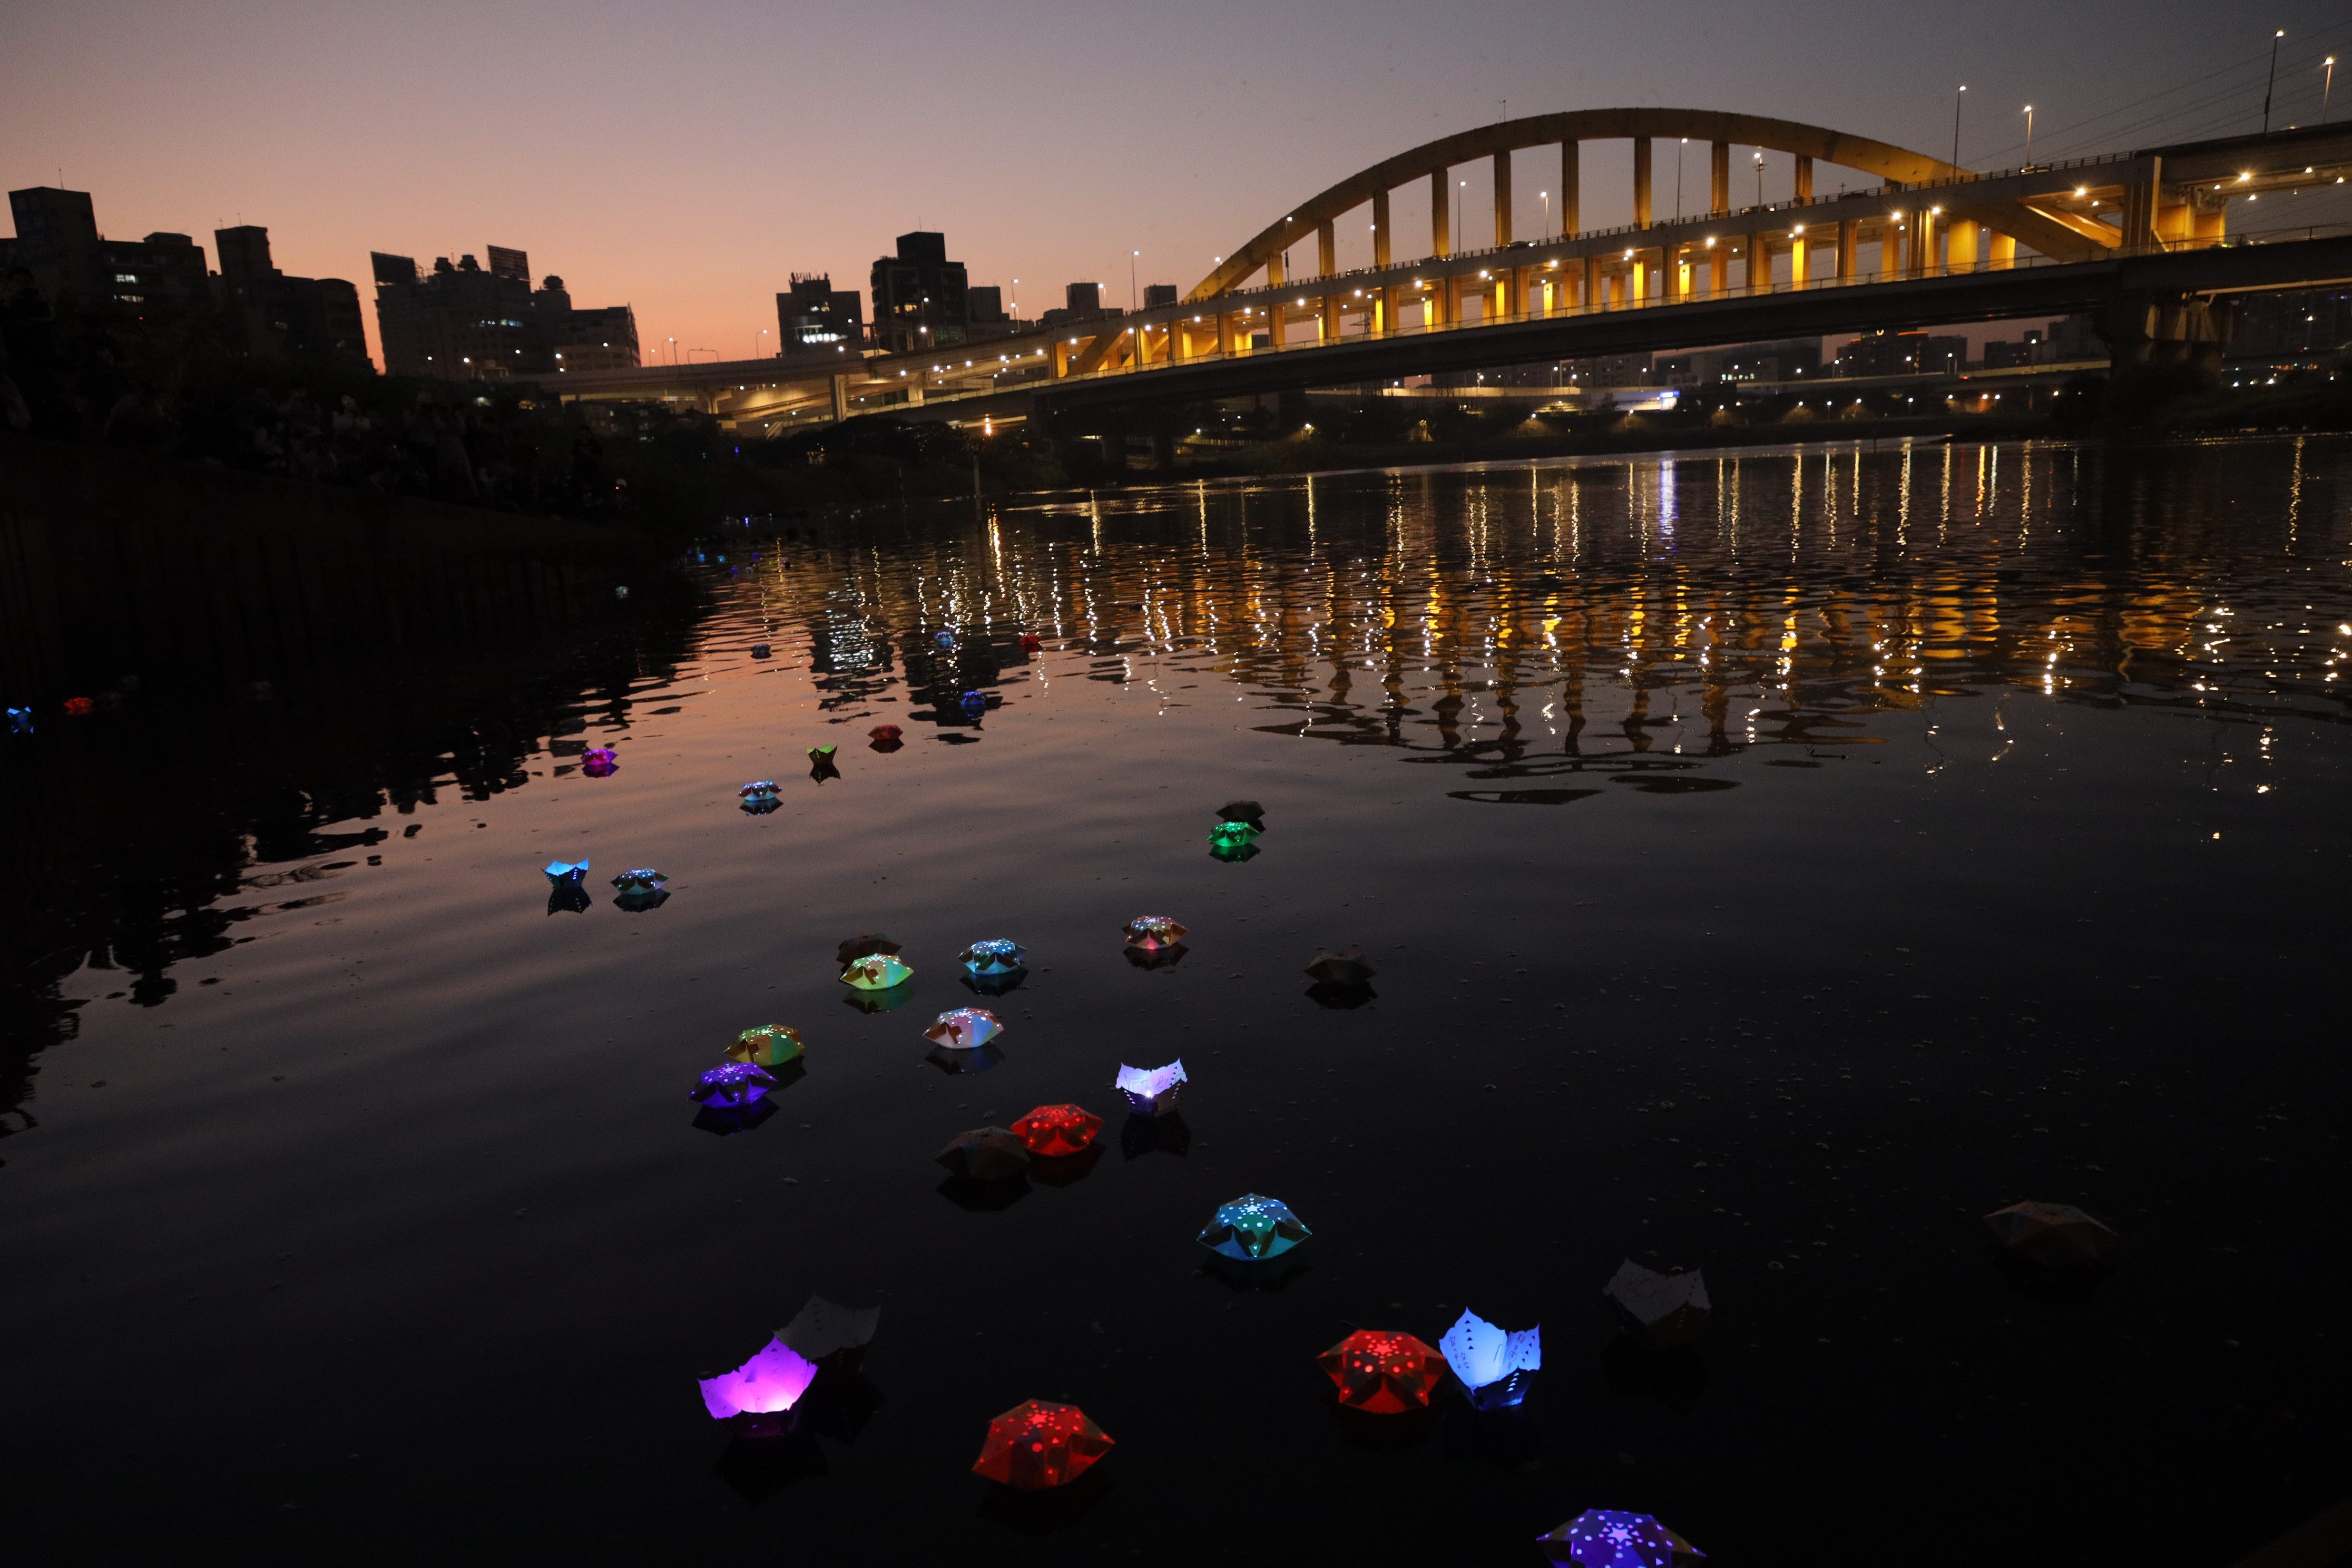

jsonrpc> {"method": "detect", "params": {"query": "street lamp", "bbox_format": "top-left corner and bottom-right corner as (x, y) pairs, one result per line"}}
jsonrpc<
(1752, 151), (1764, 206)
(1952, 85), (1966, 172)
(2264, 30), (2285, 134)
(2326, 58), (2338, 123)
(1675, 138), (1687, 220)
(1540, 189), (1550, 236)
(2023, 104), (2035, 166)
(1130, 250), (1139, 310)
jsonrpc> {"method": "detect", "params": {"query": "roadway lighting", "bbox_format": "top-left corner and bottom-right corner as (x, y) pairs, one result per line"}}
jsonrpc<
(2023, 104), (2035, 164)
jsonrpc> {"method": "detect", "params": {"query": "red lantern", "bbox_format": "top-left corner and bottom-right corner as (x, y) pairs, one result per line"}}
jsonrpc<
(1318, 1329), (1443, 1414)
(971, 1399), (1113, 1490)
(1010, 1103), (1103, 1157)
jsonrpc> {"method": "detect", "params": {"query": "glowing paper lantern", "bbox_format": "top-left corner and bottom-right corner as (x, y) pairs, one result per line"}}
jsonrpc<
(581, 747), (617, 777)
(934, 631), (956, 649)
(750, 642), (771, 659)
(1011, 1104), (1103, 1158)
(698, 1336), (819, 1429)
(1439, 1308), (1541, 1409)
(1197, 1193), (1310, 1260)
(1018, 632), (1041, 653)
(869, 724), (903, 753)
(924, 1007), (1003, 1051)
(543, 858), (590, 884)
(611, 868), (667, 896)
(740, 780), (781, 812)
(691, 1062), (780, 1107)
(1114, 1060), (1187, 1116)
(958, 938), (1025, 976)
(972, 1400), (1113, 1491)
(1122, 916), (1187, 953)
(1208, 820), (1260, 850)
(807, 745), (840, 782)
(728, 1025), (804, 1067)
(1208, 841), (1259, 865)
(1604, 1260), (1711, 1346)
(5, 705), (32, 734)
(958, 690), (988, 719)
(1538, 1510), (1706, 1567)
(778, 1296), (879, 1370)
(1318, 1329), (1444, 1413)
(1984, 1201), (2118, 1266)
(841, 953), (913, 991)
(936, 1126), (1030, 1182)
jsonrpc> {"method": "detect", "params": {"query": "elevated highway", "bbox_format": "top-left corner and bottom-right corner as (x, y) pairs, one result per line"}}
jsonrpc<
(553, 115), (2352, 433)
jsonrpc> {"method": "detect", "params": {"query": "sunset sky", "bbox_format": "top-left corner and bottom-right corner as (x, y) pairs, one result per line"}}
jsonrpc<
(8, 0), (2349, 369)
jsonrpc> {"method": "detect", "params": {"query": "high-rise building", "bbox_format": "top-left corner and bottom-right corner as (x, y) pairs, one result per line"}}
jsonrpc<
(869, 232), (968, 352)
(1143, 283), (1179, 308)
(213, 225), (368, 364)
(369, 246), (638, 378)
(777, 273), (864, 352)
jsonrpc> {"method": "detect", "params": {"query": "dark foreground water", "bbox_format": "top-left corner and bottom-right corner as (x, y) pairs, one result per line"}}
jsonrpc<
(5, 437), (2350, 1566)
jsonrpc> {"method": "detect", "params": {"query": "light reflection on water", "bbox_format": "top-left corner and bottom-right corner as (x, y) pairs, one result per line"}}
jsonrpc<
(4, 437), (2349, 1566)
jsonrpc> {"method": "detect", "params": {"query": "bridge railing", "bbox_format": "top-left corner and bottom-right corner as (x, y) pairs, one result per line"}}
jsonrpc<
(904, 220), (2352, 411)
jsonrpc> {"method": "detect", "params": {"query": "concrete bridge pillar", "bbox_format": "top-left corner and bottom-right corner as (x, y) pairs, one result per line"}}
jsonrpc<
(1373, 190), (1391, 268)
(1584, 254), (1602, 309)
(1630, 252), (1651, 304)
(1788, 226), (1809, 289)
(1708, 241), (1728, 296)
(1836, 219), (1858, 281)
(1710, 142), (1730, 214)
(1317, 220), (1336, 279)
(1494, 148), (1514, 246)
(1988, 231), (2016, 270)
(1748, 232), (1771, 293)
(2119, 156), (2163, 251)
(1794, 155), (1814, 203)
(1559, 141), (1581, 236)
(1947, 219), (1981, 272)
(1266, 249), (1285, 290)
(1633, 139), (1653, 228)
(1429, 170), (1452, 258)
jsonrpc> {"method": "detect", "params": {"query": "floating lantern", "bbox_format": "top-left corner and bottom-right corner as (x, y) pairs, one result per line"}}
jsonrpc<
(1319, 1329), (1444, 1414)
(698, 1336), (819, 1435)
(5, 706), (31, 734)
(62, 696), (94, 716)
(1198, 1193), (1310, 1261)
(1208, 820), (1260, 850)
(1538, 1509), (1706, 1567)
(1122, 915), (1187, 953)
(1018, 632), (1042, 653)
(958, 939), (1026, 976)
(924, 1007), (1002, 1051)
(728, 1025), (804, 1067)
(1011, 1104), (1103, 1158)
(1208, 841), (1259, 865)
(611, 868), (670, 912)
(1604, 1260), (1711, 1346)
(1305, 948), (1376, 987)
(934, 630), (956, 649)
(1984, 1201), (2118, 1266)
(543, 858), (590, 884)
(691, 1062), (780, 1108)
(582, 747), (617, 777)
(807, 745), (840, 782)
(750, 642), (772, 659)
(868, 723), (903, 753)
(958, 690), (988, 720)
(840, 953), (912, 991)
(935, 1125), (1031, 1182)
(740, 779), (781, 811)
(1439, 1308), (1541, 1409)
(972, 1400), (1113, 1491)
(1114, 1060), (1187, 1116)
(778, 1296), (879, 1370)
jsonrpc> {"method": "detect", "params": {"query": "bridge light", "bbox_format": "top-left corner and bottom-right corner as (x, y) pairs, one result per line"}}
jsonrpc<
(1792, 223), (1804, 232)
(1705, 236), (1717, 247)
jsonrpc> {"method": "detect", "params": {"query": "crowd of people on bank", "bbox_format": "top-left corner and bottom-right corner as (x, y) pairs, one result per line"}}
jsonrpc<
(2, 264), (629, 514)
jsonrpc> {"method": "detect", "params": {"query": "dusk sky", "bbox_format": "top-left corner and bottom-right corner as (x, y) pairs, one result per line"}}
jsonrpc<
(8, 0), (2349, 368)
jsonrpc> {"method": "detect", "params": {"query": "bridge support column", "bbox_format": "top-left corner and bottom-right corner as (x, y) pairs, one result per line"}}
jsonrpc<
(1322, 292), (1342, 342)
(1583, 254), (1602, 310)
(1988, 231), (2016, 270)
(1633, 139), (1653, 229)
(1494, 148), (1513, 246)
(1217, 312), (1238, 356)
(830, 371), (851, 420)
(1788, 227), (1809, 290)
(1794, 155), (1814, 203)
(2119, 156), (2162, 251)
(1708, 241), (1728, 296)
(1748, 233), (1771, 294)
(1317, 220), (1336, 279)
(1373, 190), (1392, 267)
(1710, 141), (1730, 215)
(1266, 250), (1285, 290)
(1430, 170), (1452, 258)
(1836, 219), (1857, 281)
(1630, 253), (1650, 305)
(1947, 219), (1980, 273)
(1914, 209), (1936, 277)
(1559, 141), (1580, 236)
(1380, 285), (1397, 334)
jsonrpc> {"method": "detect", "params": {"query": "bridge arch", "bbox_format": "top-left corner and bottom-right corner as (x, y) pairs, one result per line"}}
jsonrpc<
(1187, 107), (2099, 301)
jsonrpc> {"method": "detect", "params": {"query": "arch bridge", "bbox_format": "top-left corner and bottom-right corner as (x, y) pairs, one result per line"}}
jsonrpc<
(554, 112), (2352, 431)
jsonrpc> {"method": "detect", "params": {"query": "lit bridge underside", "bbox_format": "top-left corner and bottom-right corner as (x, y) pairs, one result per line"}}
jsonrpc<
(555, 114), (2352, 433)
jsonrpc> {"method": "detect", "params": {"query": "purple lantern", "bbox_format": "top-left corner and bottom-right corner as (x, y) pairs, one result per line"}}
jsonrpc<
(1538, 1510), (1706, 1568)
(582, 747), (618, 777)
(690, 1062), (780, 1108)
(698, 1336), (819, 1436)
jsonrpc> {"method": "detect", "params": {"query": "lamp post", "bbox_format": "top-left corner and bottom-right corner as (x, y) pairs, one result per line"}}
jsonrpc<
(1130, 251), (1139, 310)
(1752, 151), (1764, 207)
(1951, 85), (1966, 172)
(2263, 30), (2285, 134)
(2326, 58), (2337, 123)
(2023, 104), (2034, 166)
(1675, 138), (1687, 220)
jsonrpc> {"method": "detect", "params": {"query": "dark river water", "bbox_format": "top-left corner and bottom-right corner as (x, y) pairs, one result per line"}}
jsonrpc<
(5, 437), (2349, 1566)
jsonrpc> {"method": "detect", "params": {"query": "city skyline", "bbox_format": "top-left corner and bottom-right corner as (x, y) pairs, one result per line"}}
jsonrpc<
(8, 0), (2349, 371)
